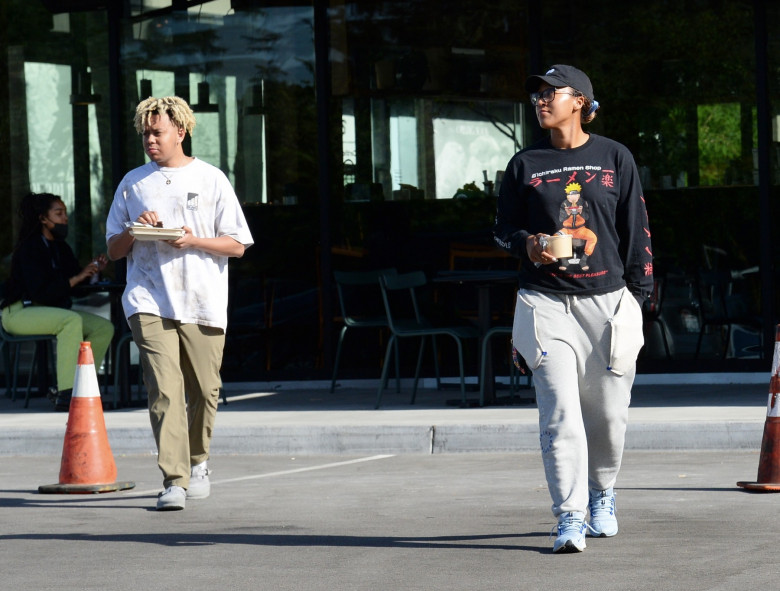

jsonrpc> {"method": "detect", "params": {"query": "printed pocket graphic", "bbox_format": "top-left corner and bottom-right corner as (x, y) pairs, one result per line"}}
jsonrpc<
(187, 192), (199, 211)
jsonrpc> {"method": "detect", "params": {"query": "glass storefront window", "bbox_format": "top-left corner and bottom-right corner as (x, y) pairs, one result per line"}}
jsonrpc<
(25, 61), (108, 256)
(25, 62), (106, 215)
(331, 0), (769, 369)
(25, 62), (76, 199)
(0, 0), (776, 383)
(118, 0), (321, 377)
(325, 1), (533, 379)
(0, 2), (110, 265)
(534, 0), (765, 364)
(698, 103), (757, 186)
(335, 1), (529, 205)
(122, 1), (315, 206)
(431, 100), (521, 199)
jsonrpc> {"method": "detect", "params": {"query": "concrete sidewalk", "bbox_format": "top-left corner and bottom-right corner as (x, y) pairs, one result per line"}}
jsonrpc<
(0, 375), (771, 456)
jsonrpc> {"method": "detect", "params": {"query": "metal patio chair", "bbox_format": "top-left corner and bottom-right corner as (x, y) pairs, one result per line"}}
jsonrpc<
(376, 270), (479, 408)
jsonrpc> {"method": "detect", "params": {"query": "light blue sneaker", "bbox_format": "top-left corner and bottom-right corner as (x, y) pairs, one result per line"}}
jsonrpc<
(553, 511), (587, 553)
(588, 488), (618, 537)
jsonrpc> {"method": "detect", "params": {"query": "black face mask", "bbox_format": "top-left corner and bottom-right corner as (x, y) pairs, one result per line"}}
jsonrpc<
(49, 223), (68, 241)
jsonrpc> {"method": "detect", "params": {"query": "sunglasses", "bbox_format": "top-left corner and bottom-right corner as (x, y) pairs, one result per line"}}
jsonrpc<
(530, 87), (579, 106)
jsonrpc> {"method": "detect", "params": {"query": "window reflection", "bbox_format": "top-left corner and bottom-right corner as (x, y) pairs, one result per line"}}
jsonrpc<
(26, 63), (76, 200)
(123, 1), (315, 205)
(23, 61), (107, 259)
(432, 101), (521, 199)
(0, 0), (776, 379)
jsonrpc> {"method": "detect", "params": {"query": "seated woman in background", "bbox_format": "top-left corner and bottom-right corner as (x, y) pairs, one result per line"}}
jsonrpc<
(1, 192), (114, 411)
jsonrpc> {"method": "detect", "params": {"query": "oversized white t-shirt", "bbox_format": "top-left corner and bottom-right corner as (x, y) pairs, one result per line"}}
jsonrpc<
(106, 158), (254, 331)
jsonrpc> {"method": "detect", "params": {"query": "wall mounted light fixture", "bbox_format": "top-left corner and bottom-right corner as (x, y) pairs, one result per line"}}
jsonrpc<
(192, 81), (218, 112)
(140, 78), (153, 99)
(70, 70), (101, 105)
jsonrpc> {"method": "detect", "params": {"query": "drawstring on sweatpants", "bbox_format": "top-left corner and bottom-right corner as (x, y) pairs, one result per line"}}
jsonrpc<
(563, 294), (579, 314)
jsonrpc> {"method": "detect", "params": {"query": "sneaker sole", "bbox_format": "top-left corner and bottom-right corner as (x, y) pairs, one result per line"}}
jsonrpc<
(553, 539), (586, 553)
(156, 503), (185, 511)
(589, 529), (618, 538)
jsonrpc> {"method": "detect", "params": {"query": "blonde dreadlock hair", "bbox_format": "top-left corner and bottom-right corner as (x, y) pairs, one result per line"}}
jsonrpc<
(134, 96), (196, 136)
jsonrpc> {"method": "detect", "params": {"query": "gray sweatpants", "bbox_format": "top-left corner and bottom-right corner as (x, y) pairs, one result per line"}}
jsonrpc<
(512, 287), (644, 517)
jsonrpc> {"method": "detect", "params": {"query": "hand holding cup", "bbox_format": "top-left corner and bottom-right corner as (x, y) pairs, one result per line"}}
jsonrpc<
(540, 233), (572, 259)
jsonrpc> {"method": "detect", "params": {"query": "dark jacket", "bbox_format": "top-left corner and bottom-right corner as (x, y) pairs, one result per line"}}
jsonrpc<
(1, 233), (81, 309)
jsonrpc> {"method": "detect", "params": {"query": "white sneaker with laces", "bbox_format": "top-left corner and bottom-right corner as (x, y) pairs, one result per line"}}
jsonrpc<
(552, 511), (587, 553)
(156, 485), (186, 511)
(588, 488), (618, 537)
(187, 461), (211, 499)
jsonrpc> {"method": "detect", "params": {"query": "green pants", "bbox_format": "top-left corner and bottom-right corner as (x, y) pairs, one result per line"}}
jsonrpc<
(128, 313), (225, 490)
(1, 300), (115, 392)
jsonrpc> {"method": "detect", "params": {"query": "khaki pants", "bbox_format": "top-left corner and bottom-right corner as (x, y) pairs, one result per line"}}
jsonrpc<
(129, 313), (225, 489)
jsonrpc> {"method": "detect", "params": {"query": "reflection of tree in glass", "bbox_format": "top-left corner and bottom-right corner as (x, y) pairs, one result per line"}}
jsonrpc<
(698, 104), (746, 186)
(243, 12), (285, 83)
(245, 10), (317, 204)
(636, 105), (689, 188)
(344, 0), (521, 49)
(122, 11), (226, 78)
(466, 102), (521, 152)
(564, 0), (755, 190)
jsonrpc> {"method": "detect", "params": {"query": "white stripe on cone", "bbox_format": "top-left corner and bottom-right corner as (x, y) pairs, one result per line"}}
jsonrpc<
(768, 338), (780, 418)
(72, 362), (101, 399)
(768, 392), (779, 418)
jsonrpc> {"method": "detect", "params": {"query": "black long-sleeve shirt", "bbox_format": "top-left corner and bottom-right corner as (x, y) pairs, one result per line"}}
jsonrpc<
(1, 233), (82, 309)
(493, 133), (654, 302)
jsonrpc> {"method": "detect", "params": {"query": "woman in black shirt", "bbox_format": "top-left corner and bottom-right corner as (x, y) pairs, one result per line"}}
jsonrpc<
(494, 65), (653, 553)
(1, 192), (114, 410)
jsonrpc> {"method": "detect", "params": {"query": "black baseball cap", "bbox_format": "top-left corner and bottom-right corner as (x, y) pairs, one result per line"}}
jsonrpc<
(525, 64), (594, 101)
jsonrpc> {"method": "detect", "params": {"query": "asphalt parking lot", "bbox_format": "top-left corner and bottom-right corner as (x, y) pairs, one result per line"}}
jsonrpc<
(2, 450), (778, 591)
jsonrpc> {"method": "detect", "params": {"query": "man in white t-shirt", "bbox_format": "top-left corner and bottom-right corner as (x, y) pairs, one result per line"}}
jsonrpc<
(106, 96), (254, 511)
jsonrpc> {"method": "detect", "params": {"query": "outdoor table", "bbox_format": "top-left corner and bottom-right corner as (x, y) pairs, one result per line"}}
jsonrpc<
(74, 281), (126, 332)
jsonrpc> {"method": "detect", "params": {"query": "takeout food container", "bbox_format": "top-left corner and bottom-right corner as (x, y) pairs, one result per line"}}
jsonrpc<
(129, 226), (185, 241)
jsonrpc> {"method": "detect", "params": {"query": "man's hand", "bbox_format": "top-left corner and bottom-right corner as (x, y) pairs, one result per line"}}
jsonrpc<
(166, 225), (195, 249)
(165, 227), (245, 258)
(137, 211), (161, 227)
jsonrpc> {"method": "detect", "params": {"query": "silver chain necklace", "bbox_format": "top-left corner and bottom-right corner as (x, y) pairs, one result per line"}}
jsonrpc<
(158, 169), (173, 185)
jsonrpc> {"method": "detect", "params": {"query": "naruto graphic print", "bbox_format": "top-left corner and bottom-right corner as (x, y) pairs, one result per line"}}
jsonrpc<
(557, 182), (598, 272)
(493, 134), (654, 301)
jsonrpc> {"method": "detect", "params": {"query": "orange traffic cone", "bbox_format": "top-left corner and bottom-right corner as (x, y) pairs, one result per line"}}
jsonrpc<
(737, 325), (780, 492)
(39, 342), (135, 494)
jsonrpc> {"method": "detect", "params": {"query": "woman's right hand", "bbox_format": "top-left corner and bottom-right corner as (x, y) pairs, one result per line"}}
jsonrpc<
(80, 260), (100, 280)
(526, 233), (558, 265)
(93, 253), (109, 272)
(69, 261), (99, 287)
